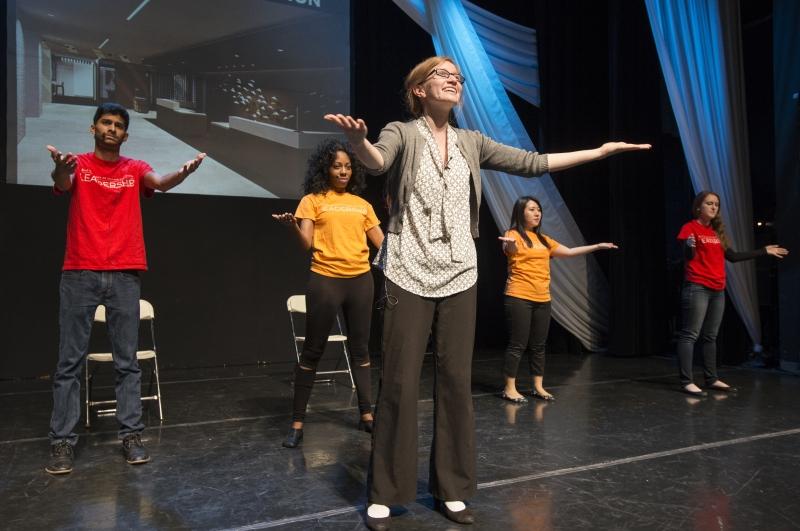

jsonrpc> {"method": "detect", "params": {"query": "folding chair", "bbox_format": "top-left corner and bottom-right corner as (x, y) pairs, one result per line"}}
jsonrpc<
(286, 295), (355, 388)
(84, 299), (164, 427)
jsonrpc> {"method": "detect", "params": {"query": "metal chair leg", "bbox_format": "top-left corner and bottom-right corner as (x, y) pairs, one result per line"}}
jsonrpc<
(84, 361), (91, 428)
(152, 356), (164, 421)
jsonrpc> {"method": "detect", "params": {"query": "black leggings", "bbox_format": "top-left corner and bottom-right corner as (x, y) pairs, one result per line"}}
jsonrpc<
(502, 296), (552, 378)
(292, 271), (374, 422)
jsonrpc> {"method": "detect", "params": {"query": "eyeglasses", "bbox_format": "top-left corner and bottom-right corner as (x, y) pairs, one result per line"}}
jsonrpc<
(428, 68), (466, 84)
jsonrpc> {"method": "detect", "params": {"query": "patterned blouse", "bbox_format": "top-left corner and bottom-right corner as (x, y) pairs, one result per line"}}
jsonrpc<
(375, 118), (477, 297)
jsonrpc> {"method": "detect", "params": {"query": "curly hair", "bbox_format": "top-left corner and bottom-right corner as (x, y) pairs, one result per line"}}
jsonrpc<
(303, 138), (366, 195)
(691, 191), (729, 249)
(508, 196), (550, 249)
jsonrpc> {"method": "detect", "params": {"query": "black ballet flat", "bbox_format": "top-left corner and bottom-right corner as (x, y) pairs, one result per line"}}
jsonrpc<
(708, 384), (738, 393)
(435, 500), (474, 525)
(682, 387), (707, 397)
(531, 390), (555, 401)
(282, 428), (303, 448)
(359, 418), (374, 433)
(500, 391), (528, 404)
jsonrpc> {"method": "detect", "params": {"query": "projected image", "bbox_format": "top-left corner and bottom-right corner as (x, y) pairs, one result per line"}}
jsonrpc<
(7, 0), (350, 198)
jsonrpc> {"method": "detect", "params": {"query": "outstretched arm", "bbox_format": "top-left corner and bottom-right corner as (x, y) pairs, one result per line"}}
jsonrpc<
(725, 244), (788, 262)
(552, 242), (618, 258)
(323, 114), (384, 170)
(547, 142), (651, 172)
(272, 213), (314, 251)
(47, 145), (77, 192)
(143, 153), (206, 192)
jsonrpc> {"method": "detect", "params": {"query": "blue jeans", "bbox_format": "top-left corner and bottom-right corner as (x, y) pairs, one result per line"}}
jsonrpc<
(49, 270), (144, 445)
(675, 281), (725, 386)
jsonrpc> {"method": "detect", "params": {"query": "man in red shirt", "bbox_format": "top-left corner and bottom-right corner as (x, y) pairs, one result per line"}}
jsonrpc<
(45, 103), (205, 475)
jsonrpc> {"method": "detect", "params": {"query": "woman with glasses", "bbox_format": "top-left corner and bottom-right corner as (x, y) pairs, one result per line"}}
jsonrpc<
(325, 55), (650, 530)
(676, 191), (787, 397)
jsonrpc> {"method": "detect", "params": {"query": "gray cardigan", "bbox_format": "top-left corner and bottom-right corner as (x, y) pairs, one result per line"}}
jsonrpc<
(367, 120), (549, 238)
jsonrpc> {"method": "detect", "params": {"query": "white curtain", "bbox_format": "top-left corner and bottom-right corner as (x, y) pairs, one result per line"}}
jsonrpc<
(645, 0), (762, 346)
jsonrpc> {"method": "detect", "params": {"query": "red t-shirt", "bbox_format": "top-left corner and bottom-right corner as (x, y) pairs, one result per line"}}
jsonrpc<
(677, 219), (725, 290)
(57, 153), (154, 271)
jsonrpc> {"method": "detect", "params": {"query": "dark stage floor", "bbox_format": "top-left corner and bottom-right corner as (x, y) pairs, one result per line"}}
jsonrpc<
(2, 352), (800, 530)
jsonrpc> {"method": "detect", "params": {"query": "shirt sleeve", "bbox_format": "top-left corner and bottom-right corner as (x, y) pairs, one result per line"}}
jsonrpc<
(474, 131), (549, 177)
(364, 201), (380, 231)
(294, 195), (317, 221)
(138, 161), (156, 198)
(544, 234), (560, 254)
(369, 122), (404, 175)
(724, 247), (767, 263)
(676, 222), (694, 241)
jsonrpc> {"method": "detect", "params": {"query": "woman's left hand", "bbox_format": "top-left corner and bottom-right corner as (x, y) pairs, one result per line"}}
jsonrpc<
(765, 244), (789, 258)
(596, 242), (619, 250)
(598, 142), (652, 159)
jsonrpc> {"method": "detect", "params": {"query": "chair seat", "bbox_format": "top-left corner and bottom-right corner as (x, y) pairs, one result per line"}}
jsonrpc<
(87, 350), (157, 362)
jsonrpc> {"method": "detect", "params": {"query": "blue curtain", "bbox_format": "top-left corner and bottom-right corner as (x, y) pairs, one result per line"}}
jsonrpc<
(646, 0), (762, 346)
(393, 0), (611, 350)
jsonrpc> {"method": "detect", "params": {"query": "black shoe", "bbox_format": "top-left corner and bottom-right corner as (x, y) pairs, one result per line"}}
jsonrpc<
(500, 391), (528, 404)
(122, 434), (151, 465)
(708, 384), (738, 393)
(282, 428), (303, 448)
(45, 441), (75, 475)
(359, 418), (374, 433)
(435, 500), (474, 525)
(365, 511), (391, 531)
(531, 390), (555, 401)
(682, 386), (708, 397)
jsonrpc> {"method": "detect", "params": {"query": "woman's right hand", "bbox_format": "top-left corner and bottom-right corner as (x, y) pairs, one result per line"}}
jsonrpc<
(272, 213), (297, 226)
(686, 234), (696, 248)
(323, 114), (368, 145)
(498, 236), (518, 254)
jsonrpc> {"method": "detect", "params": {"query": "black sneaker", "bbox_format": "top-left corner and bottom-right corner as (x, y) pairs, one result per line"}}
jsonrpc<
(122, 434), (151, 465)
(45, 441), (75, 475)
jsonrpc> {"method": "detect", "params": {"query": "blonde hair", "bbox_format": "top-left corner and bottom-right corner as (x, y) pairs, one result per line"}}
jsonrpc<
(403, 55), (460, 117)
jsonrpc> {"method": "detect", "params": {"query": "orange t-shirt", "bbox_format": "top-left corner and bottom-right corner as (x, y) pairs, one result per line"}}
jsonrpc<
(295, 191), (380, 278)
(504, 229), (560, 302)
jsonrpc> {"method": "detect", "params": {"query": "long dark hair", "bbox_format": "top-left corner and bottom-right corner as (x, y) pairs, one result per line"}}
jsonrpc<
(691, 191), (729, 249)
(303, 138), (366, 195)
(508, 196), (550, 249)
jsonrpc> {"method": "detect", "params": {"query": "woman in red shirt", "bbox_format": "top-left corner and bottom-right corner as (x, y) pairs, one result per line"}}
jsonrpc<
(499, 196), (617, 402)
(676, 191), (788, 396)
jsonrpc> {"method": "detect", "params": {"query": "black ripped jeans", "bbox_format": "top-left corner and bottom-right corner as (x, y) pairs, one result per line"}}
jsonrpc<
(292, 271), (374, 422)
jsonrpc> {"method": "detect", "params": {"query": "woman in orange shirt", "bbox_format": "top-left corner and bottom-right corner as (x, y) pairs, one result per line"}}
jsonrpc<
(499, 196), (617, 402)
(274, 139), (384, 448)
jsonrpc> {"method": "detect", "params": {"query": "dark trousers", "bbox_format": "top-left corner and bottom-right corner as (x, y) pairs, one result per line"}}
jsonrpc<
(502, 296), (552, 378)
(292, 271), (374, 422)
(369, 279), (477, 505)
(49, 270), (144, 445)
(675, 282), (725, 386)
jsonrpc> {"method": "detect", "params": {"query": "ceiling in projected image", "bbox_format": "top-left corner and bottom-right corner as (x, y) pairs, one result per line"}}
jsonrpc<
(8, 0), (351, 199)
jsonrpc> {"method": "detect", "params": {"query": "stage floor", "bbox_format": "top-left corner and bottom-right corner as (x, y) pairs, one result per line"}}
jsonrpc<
(2, 352), (799, 530)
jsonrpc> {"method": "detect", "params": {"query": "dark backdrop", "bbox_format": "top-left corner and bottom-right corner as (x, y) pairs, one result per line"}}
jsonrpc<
(1, 0), (787, 378)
